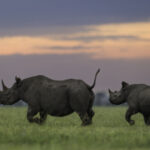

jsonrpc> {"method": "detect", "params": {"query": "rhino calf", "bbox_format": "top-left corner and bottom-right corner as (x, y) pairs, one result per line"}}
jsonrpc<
(0, 69), (100, 126)
(109, 81), (150, 125)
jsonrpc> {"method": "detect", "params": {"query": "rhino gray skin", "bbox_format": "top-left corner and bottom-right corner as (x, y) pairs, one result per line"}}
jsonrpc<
(0, 69), (100, 126)
(109, 81), (150, 126)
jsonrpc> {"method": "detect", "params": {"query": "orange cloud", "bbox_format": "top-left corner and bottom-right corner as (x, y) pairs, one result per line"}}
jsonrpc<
(0, 22), (150, 59)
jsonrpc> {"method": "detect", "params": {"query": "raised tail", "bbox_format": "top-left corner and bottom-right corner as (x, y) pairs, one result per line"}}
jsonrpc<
(89, 68), (100, 90)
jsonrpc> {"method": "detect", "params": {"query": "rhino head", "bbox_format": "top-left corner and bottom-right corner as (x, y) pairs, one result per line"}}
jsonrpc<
(108, 81), (129, 105)
(0, 76), (22, 105)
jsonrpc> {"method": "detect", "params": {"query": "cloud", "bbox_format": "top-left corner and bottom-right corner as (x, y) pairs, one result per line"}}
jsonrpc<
(36, 45), (101, 51)
(0, 0), (150, 28)
(0, 22), (150, 59)
(59, 35), (141, 42)
(62, 22), (150, 41)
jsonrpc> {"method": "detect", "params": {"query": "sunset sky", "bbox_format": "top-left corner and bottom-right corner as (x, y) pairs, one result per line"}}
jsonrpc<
(0, 0), (150, 91)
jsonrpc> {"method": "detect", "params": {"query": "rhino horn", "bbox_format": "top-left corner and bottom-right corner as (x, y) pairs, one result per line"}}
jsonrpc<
(108, 89), (113, 94)
(1, 80), (8, 91)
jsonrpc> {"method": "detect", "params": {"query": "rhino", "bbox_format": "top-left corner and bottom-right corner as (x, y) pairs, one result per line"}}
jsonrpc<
(109, 81), (150, 125)
(0, 69), (100, 126)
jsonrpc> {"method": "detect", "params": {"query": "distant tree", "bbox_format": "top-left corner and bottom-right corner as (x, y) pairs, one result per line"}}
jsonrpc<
(13, 100), (27, 107)
(94, 91), (127, 106)
(94, 91), (110, 106)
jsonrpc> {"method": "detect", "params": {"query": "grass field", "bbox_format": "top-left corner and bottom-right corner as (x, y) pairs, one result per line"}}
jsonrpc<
(0, 107), (150, 150)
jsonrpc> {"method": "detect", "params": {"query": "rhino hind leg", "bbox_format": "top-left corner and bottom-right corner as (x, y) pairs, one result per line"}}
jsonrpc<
(78, 112), (92, 126)
(143, 114), (150, 125)
(27, 106), (41, 124)
(125, 107), (137, 125)
(39, 111), (47, 124)
(87, 109), (95, 121)
(87, 96), (95, 121)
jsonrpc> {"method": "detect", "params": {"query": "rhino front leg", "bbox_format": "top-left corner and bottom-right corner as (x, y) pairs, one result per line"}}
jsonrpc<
(125, 107), (137, 125)
(27, 106), (41, 124)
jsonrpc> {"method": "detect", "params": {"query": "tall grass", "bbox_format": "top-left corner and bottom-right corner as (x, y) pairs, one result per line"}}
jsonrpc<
(0, 107), (149, 150)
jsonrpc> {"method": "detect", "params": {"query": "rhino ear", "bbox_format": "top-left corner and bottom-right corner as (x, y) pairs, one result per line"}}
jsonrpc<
(121, 81), (129, 89)
(15, 76), (22, 87)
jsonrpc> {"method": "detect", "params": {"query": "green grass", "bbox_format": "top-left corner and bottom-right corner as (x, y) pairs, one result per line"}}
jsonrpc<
(0, 107), (150, 150)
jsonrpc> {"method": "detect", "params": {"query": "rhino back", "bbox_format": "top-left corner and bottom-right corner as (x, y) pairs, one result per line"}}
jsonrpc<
(138, 87), (150, 114)
(22, 76), (90, 116)
(126, 84), (150, 113)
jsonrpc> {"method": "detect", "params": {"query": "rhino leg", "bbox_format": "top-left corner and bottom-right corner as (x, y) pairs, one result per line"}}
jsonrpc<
(143, 114), (150, 125)
(78, 112), (92, 126)
(87, 97), (95, 121)
(87, 109), (95, 121)
(125, 107), (137, 125)
(39, 111), (47, 124)
(27, 106), (41, 124)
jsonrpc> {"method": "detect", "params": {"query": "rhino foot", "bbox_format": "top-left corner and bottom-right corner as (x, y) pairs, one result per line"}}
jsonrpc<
(129, 120), (135, 126)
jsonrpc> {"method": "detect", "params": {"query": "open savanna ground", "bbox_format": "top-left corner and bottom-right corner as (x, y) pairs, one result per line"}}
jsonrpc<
(0, 107), (150, 150)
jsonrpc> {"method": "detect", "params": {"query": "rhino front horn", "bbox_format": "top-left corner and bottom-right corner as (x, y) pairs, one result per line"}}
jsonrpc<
(108, 89), (112, 93)
(1, 80), (8, 91)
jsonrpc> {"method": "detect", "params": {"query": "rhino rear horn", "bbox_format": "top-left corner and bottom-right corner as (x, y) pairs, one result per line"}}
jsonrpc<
(121, 81), (129, 89)
(1, 80), (8, 91)
(15, 76), (22, 87)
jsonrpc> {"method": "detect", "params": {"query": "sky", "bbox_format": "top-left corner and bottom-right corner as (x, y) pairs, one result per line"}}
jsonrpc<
(0, 0), (150, 91)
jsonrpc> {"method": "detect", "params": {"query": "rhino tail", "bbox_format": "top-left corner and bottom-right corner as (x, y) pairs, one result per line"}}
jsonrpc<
(88, 68), (100, 90)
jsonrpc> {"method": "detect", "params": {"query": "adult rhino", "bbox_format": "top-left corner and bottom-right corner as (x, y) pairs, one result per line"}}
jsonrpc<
(0, 69), (100, 126)
(109, 81), (150, 126)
